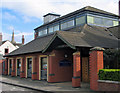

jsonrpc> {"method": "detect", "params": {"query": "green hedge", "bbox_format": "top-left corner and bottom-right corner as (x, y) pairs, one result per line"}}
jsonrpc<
(98, 69), (120, 82)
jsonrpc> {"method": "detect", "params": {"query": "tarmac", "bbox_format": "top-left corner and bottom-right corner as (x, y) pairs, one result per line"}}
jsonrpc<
(0, 75), (102, 93)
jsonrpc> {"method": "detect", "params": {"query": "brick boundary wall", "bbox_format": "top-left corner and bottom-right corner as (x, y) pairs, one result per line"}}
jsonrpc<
(98, 80), (120, 91)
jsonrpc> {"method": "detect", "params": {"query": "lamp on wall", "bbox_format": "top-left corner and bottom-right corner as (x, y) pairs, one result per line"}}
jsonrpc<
(64, 54), (68, 58)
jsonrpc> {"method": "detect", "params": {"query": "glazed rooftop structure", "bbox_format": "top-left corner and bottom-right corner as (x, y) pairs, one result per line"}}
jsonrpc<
(3, 6), (120, 90)
(34, 6), (119, 37)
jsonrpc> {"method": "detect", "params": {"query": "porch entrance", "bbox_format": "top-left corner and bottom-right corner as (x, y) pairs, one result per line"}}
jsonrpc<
(27, 58), (32, 78)
(17, 59), (21, 76)
(82, 57), (89, 82)
(9, 59), (12, 75)
(41, 57), (47, 80)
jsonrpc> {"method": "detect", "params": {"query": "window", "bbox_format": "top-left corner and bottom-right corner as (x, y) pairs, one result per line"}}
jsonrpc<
(103, 19), (113, 26)
(61, 19), (74, 30)
(61, 22), (67, 29)
(67, 20), (74, 27)
(94, 17), (103, 25)
(27, 58), (32, 69)
(48, 27), (53, 33)
(87, 15), (118, 27)
(113, 21), (119, 26)
(87, 16), (94, 24)
(9, 59), (12, 68)
(38, 29), (47, 36)
(5, 48), (8, 54)
(76, 16), (85, 25)
(17, 59), (21, 69)
(53, 25), (59, 31)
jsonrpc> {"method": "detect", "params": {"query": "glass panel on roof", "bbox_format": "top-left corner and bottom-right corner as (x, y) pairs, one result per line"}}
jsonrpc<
(94, 17), (103, 25)
(38, 29), (47, 36)
(87, 15), (117, 27)
(76, 16), (85, 25)
(87, 16), (94, 24)
(61, 22), (67, 29)
(54, 25), (59, 31)
(48, 27), (54, 33)
(67, 20), (74, 27)
(61, 19), (74, 30)
(113, 21), (119, 26)
(103, 18), (113, 26)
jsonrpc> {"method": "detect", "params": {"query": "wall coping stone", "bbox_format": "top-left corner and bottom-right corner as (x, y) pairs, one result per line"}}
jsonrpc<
(98, 80), (120, 84)
(90, 47), (105, 51)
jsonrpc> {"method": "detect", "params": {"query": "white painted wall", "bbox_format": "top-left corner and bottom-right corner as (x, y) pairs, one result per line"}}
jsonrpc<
(0, 41), (18, 55)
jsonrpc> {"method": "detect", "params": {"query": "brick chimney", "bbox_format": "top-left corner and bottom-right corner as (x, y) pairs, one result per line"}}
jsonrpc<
(22, 35), (24, 44)
(0, 33), (2, 42)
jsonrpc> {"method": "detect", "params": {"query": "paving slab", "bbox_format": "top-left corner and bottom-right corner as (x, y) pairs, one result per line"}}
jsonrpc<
(0, 75), (98, 93)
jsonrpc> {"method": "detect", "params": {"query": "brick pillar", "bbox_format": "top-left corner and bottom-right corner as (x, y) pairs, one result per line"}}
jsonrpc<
(11, 58), (16, 76)
(32, 56), (37, 80)
(89, 47), (104, 91)
(72, 51), (81, 88)
(4, 58), (8, 75)
(0, 60), (2, 75)
(36, 55), (39, 80)
(48, 53), (55, 82)
(20, 57), (25, 78)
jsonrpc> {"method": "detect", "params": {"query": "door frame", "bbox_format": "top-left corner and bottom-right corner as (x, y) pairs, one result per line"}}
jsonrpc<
(8, 58), (13, 75)
(26, 56), (33, 78)
(16, 57), (22, 76)
(39, 55), (48, 81)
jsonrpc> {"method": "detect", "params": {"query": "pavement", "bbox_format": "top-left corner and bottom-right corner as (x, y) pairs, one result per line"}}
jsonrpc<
(0, 75), (100, 93)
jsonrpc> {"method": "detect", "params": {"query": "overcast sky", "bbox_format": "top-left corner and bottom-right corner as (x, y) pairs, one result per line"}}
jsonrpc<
(0, 0), (119, 44)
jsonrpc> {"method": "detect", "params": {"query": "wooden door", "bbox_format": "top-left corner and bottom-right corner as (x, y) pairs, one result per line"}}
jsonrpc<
(82, 57), (89, 82)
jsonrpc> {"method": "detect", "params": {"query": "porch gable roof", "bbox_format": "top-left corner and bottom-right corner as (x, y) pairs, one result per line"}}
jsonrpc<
(42, 24), (119, 52)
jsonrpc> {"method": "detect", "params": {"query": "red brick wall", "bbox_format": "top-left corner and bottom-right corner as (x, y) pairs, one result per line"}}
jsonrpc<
(98, 81), (120, 91)
(89, 50), (103, 91)
(0, 60), (3, 75)
(48, 49), (73, 82)
(72, 52), (81, 87)
(34, 32), (38, 39)
(4, 59), (8, 75)
(32, 56), (37, 80)
(6, 50), (73, 82)
(20, 57), (26, 78)
(11, 58), (16, 76)
(36, 55), (39, 80)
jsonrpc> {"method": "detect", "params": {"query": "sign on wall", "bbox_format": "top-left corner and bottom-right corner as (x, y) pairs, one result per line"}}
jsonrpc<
(59, 59), (72, 66)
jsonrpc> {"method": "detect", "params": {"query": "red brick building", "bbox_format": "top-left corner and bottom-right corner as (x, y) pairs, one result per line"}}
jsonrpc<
(4, 6), (119, 90)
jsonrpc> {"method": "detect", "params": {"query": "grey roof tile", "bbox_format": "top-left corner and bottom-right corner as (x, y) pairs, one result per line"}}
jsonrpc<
(5, 24), (119, 57)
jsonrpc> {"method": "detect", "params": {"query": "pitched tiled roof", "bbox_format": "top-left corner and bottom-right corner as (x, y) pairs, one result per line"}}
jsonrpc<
(5, 34), (53, 57)
(5, 24), (119, 57)
(108, 25), (120, 39)
(43, 24), (119, 52)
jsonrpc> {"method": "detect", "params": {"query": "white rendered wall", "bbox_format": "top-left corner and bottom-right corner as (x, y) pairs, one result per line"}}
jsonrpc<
(0, 41), (18, 55)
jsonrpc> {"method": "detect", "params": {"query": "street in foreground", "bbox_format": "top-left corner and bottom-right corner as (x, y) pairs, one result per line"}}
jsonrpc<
(1, 83), (35, 92)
